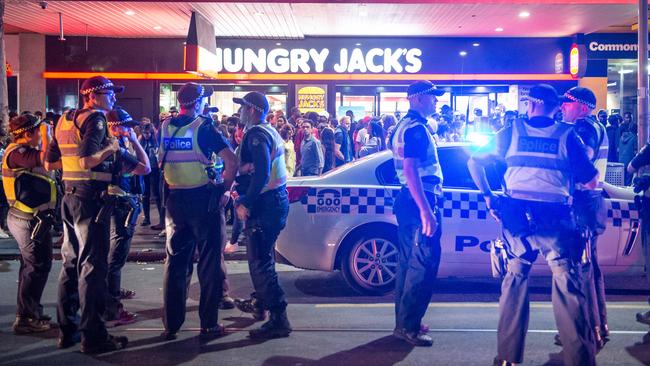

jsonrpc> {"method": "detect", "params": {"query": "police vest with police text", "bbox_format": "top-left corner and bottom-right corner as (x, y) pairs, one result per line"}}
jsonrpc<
(504, 120), (573, 203)
(55, 109), (113, 183)
(159, 116), (212, 189)
(245, 122), (288, 193)
(2, 143), (57, 215)
(389, 113), (443, 195)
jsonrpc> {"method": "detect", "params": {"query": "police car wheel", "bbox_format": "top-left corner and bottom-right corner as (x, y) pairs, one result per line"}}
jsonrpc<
(341, 229), (399, 295)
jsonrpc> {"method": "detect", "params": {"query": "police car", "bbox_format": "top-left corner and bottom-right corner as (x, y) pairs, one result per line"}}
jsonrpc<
(277, 143), (643, 295)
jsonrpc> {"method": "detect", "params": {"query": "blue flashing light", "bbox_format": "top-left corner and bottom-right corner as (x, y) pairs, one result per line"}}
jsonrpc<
(466, 132), (491, 147)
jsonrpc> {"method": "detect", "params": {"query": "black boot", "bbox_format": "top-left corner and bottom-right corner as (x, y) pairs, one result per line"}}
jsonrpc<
(248, 310), (292, 339)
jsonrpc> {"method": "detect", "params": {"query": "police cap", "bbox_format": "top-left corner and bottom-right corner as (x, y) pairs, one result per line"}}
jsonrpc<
(233, 91), (270, 115)
(177, 83), (213, 106)
(80, 75), (124, 96)
(9, 113), (42, 136)
(560, 87), (597, 109)
(407, 81), (445, 99)
(106, 107), (139, 128)
(521, 84), (560, 107)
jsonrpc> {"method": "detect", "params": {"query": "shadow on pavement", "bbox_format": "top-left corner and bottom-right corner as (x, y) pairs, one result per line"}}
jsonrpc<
(261, 335), (414, 366)
(626, 331), (650, 365)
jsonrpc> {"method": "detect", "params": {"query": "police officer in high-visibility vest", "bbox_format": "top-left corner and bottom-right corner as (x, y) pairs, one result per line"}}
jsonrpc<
(559, 87), (610, 349)
(387, 81), (445, 347)
(3, 113), (57, 334)
(468, 84), (599, 366)
(104, 107), (151, 326)
(45, 76), (128, 353)
(232, 92), (291, 339)
(159, 83), (236, 341)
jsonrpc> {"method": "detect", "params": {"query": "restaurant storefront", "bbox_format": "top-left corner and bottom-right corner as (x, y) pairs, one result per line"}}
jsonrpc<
(44, 35), (577, 123)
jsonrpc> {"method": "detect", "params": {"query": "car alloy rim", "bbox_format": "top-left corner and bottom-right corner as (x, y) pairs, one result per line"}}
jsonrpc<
(352, 238), (399, 287)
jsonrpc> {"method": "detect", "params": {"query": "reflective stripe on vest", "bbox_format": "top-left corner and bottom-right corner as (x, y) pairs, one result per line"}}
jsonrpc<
(159, 116), (211, 189)
(576, 118), (608, 191)
(390, 114), (443, 195)
(54, 110), (112, 182)
(2, 143), (57, 214)
(504, 120), (572, 203)
(249, 123), (288, 193)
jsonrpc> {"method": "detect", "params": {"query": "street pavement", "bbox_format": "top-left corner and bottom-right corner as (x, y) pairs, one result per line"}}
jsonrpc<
(0, 259), (649, 365)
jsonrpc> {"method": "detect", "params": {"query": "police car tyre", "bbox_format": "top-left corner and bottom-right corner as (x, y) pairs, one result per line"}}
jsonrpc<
(340, 226), (399, 295)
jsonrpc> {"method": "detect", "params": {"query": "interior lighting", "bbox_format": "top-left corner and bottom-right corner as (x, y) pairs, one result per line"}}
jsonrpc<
(518, 11), (530, 18)
(124, 10), (136, 16)
(472, 43), (480, 47)
(495, 27), (504, 32)
(153, 26), (162, 30)
(275, 42), (282, 46)
(359, 4), (368, 17)
(459, 51), (467, 56)
(607, 82), (617, 87)
(619, 69), (633, 74)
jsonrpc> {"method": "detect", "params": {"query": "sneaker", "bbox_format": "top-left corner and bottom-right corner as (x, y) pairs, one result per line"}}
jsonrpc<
(140, 219), (151, 226)
(224, 242), (239, 254)
(107, 309), (137, 327)
(80, 335), (128, 354)
(58, 332), (81, 349)
(234, 298), (267, 321)
(637, 310), (650, 325)
(158, 229), (166, 238)
(199, 324), (226, 340)
(12, 317), (53, 334)
(119, 288), (136, 300)
(248, 311), (291, 339)
(219, 295), (236, 310)
(392, 328), (433, 347)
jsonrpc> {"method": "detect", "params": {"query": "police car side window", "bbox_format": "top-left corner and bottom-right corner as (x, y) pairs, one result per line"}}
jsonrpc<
(438, 146), (503, 191)
(376, 159), (401, 186)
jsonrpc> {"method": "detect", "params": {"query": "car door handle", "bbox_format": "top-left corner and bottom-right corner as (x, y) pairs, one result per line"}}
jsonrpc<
(622, 219), (640, 257)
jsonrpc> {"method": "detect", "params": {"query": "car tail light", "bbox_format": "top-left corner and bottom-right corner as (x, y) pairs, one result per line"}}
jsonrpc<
(288, 186), (310, 203)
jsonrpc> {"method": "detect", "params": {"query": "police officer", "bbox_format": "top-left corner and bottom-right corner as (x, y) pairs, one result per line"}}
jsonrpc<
(104, 107), (151, 326)
(559, 87), (610, 348)
(45, 76), (128, 353)
(159, 83), (236, 340)
(627, 144), (650, 324)
(467, 84), (598, 366)
(4, 113), (57, 334)
(387, 81), (444, 347)
(233, 92), (291, 339)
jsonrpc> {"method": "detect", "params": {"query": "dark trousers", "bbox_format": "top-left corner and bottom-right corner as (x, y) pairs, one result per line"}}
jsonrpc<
(105, 204), (137, 319)
(230, 210), (245, 244)
(497, 198), (595, 366)
(8, 212), (53, 319)
(142, 168), (162, 223)
(245, 188), (289, 313)
(393, 187), (442, 334)
(163, 186), (223, 331)
(57, 191), (111, 346)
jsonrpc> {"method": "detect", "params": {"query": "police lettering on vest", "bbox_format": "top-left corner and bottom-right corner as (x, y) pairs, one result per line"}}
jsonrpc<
(158, 116), (212, 189)
(504, 120), (573, 203)
(389, 111), (443, 195)
(2, 143), (57, 215)
(54, 109), (113, 183)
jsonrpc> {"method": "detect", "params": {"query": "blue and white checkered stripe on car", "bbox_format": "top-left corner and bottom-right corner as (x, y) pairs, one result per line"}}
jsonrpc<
(301, 187), (489, 220)
(607, 199), (639, 227)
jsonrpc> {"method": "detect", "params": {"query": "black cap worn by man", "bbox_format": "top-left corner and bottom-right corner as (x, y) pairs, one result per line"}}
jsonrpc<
(521, 83), (561, 106)
(233, 92), (270, 115)
(177, 83), (213, 107)
(561, 87), (597, 110)
(79, 76), (124, 96)
(106, 107), (140, 128)
(407, 80), (445, 99)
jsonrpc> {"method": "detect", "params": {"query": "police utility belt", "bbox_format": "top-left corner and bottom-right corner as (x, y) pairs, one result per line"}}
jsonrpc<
(94, 184), (142, 228)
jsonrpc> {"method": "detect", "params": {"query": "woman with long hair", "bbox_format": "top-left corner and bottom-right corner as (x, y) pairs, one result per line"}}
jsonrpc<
(320, 127), (337, 174)
(359, 121), (386, 158)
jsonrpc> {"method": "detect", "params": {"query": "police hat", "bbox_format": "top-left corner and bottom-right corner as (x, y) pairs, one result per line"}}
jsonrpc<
(233, 91), (270, 115)
(560, 87), (597, 109)
(520, 84), (560, 106)
(106, 107), (139, 128)
(9, 113), (42, 136)
(407, 81), (445, 99)
(177, 83), (213, 106)
(80, 75), (124, 96)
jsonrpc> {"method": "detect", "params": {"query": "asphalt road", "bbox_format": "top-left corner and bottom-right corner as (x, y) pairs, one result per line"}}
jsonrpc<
(0, 259), (649, 365)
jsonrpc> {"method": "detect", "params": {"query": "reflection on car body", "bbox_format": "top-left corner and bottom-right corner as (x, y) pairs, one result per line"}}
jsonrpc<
(277, 143), (643, 295)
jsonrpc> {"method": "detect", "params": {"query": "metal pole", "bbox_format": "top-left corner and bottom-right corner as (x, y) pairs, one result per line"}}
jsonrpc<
(638, 0), (648, 147)
(0, 0), (9, 125)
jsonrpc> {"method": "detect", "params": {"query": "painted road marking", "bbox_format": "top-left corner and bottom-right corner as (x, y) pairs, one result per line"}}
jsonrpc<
(314, 302), (649, 309)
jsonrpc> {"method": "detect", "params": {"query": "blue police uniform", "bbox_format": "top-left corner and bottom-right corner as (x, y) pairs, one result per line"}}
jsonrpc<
(484, 115), (597, 365)
(389, 108), (443, 338)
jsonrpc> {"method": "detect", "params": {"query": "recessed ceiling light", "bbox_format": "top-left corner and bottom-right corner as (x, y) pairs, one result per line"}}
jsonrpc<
(459, 51), (467, 56)
(355, 43), (362, 46)
(124, 10), (136, 16)
(275, 42), (282, 46)
(472, 43), (480, 47)
(518, 11), (530, 18)
(495, 27), (504, 32)
(153, 26), (162, 30)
